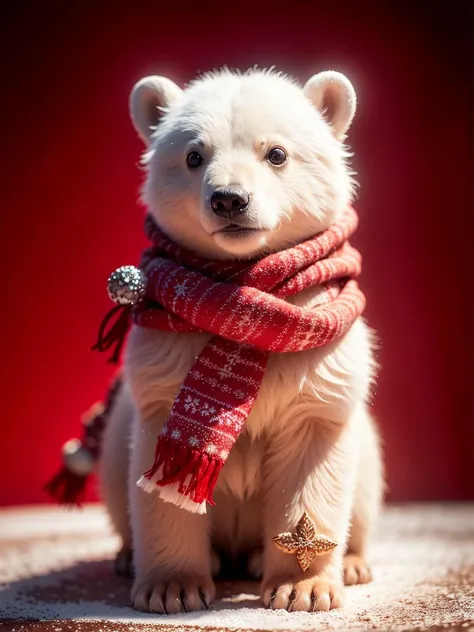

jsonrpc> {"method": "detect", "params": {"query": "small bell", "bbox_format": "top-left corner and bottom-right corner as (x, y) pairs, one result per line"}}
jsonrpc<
(107, 265), (147, 306)
(62, 439), (95, 477)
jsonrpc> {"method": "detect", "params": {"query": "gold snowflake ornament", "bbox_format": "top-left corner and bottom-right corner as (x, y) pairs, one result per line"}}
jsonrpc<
(272, 512), (337, 572)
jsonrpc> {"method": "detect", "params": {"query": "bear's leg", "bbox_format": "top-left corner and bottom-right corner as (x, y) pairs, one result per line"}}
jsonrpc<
(261, 415), (359, 612)
(344, 410), (383, 585)
(98, 383), (134, 577)
(129, 414), (215, 614)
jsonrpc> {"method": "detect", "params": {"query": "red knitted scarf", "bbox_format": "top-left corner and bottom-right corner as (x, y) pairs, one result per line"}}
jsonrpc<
(123, 206), (365, 513)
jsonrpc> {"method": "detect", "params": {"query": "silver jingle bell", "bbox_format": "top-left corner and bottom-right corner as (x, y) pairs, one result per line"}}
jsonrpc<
(62, 439), (95, 476)
(107, 265), (147, 306)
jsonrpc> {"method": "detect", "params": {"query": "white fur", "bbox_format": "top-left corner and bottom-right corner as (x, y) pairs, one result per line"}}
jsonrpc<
(99, 67), (383, 615)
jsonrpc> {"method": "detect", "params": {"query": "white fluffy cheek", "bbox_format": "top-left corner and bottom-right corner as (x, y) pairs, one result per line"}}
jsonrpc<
(250, 186), (288, 228)
(199, 205), (219, 235)
(144, 159), (203, 228)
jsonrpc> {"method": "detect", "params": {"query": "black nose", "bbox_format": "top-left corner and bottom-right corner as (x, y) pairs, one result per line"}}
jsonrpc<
(210, 187), (250, 219)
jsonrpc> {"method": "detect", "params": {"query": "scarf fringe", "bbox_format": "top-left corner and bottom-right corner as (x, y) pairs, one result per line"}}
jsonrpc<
(136, 436), (223, 513)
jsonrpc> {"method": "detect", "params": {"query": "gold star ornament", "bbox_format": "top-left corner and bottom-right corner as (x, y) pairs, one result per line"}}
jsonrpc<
(272, 512), (338, 572)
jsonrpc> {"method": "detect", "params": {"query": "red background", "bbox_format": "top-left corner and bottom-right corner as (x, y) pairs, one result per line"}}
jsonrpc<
(1, 1), (472, 506)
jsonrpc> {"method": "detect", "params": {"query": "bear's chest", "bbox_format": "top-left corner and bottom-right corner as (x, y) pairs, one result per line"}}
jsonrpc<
(124, 307), (372, 429)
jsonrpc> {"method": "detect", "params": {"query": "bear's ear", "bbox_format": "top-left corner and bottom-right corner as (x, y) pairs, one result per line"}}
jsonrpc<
(130, 76), (183, 144)
(304, 71), (356, 140)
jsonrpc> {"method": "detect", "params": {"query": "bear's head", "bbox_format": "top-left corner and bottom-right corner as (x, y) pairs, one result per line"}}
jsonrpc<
(131, 68), (356, 260)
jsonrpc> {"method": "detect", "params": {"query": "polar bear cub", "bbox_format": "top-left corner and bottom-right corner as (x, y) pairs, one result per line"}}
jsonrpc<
(99, 67), (383, 614)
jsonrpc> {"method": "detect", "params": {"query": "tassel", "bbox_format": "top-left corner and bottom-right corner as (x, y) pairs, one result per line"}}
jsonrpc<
(92, 304), (132, 364)
(45, 376), (123, 506)
(137, 436), (224, 509)
(44, 437), (96, 506)
(44, 467), (88, 506)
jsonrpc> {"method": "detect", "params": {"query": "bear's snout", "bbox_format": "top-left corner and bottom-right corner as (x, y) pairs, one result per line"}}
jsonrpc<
(210, 186), (250, 220)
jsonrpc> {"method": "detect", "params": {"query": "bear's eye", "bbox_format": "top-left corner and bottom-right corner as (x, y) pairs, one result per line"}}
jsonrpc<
(267, 147), (287, 166)
(186, 151), (204, 169)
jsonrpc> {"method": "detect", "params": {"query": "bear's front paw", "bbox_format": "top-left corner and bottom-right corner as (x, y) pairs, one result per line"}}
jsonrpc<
(132, 575), (215, 614)
(262, 576), (344, 612)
